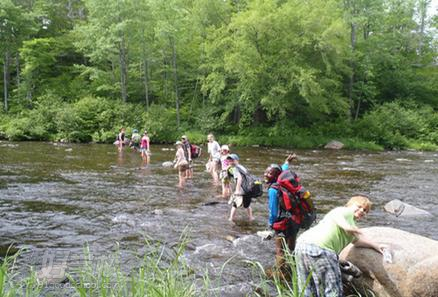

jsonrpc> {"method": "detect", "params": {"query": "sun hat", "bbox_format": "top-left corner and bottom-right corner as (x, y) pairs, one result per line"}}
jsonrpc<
(133, 129), (138, 133)
(181, 135), (188, 140)
(175, 141), (183, 146)
(221, 145), (230, 151)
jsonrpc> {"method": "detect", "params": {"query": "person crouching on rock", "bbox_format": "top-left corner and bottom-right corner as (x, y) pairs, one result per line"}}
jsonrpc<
(295, 195), (387, 297)
(264, 153), (298, 277)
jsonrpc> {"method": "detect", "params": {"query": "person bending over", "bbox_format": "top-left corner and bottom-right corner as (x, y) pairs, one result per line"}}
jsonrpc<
(295, 195), (386, 297)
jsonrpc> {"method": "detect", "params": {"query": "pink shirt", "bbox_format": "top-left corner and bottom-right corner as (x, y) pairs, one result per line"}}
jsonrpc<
(140, 136), (149, 149)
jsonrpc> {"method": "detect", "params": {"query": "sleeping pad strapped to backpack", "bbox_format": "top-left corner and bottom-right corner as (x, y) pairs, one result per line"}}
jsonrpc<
(271, 170), (316, 231)
(234, 166), (263, 199)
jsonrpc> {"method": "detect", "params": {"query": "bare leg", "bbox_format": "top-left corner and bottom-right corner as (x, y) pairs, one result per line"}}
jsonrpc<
(228, 206), (237, 221)
(247, 207), (255, 221)
(178, 170), (185, 188)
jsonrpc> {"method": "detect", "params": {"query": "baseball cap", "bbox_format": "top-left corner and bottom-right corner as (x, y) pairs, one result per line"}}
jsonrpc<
(226, 153), (239, 160)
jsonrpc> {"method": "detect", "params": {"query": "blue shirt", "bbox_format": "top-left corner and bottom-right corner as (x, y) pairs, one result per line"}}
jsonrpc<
(268, 163), (289, 226)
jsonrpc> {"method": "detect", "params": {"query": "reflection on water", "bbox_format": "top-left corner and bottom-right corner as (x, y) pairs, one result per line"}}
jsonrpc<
(0, 141), (437, 295)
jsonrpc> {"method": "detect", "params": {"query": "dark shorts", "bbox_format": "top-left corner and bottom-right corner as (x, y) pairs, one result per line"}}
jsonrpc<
(275, 220), (300, 239)
(233, 195), (252, 208)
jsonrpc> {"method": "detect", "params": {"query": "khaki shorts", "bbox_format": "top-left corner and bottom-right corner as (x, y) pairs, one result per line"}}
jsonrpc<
(178, 163), (189, 173)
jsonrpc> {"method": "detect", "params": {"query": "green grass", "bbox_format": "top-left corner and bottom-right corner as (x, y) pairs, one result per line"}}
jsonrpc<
(0, 236), (380, 297)
(67, 233), (198, 297)
(0, 249), (43, 297)
(0, 233), (200, 297)
(407, 141), (438, 151)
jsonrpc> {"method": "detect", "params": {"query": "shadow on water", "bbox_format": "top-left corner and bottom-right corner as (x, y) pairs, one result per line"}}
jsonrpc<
(0, 141), (437, 295)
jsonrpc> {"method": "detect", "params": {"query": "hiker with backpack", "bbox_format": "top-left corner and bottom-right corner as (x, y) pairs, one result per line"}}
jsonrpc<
(181, 135), (193, 179)
(264, 153), (314, 277)
(129, 129), (141, 151)
(295, 195), (387, 297)
(227, 154), (257, 222)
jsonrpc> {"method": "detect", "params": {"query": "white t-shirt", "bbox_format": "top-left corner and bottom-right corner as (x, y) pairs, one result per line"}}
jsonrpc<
(208, 141), (221, 160)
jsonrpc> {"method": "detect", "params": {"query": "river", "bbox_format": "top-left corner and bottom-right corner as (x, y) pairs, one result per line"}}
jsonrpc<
(0, 142), (437, 295)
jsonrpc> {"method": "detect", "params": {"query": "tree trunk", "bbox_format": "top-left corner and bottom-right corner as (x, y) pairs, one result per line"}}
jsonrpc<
(118, 35), (128, 102)
(354, 97), (361, 120)
(348, 22), (356, 120)
(141, 31), (149, 109)
(233, 104), (241, 124)
(161, 50), (168, 100)
(3, 51), (9, 112)
(417, 0), (430, 58)
(15, 53), (20, 86)
(171, 37), (180, 128)
(143, 58), (149, 108)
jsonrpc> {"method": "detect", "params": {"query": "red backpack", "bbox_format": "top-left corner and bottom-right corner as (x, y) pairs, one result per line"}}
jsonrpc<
(271, 170), (316, 230)
(190, 144), (202, 158)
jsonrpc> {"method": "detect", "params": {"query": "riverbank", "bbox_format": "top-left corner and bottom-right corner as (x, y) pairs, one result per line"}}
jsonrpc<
(1, 98), (437, 151)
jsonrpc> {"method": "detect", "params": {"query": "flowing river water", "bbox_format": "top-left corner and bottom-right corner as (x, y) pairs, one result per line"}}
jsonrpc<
(0, 141), (437, 296)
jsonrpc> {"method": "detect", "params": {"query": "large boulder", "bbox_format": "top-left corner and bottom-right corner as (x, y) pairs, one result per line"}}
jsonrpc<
(340, 227), (438, 297)
(384, 199), (432, 217)
(324, 140), (344, 150)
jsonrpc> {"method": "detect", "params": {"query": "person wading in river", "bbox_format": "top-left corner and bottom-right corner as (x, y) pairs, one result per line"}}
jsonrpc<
(174, 141), (189, 188)
(116, 127), (126, 152)
(140, 131), (150, 163)
(207, 133), (221, 186)
(220, 145), (232, 199)
(181, 135), (193, 179)
(227, 154), (255, 222)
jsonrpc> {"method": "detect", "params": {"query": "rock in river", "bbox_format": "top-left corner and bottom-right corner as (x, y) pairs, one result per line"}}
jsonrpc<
(324, 140), (344, 150)
(384, 199), (432, 217)
(340, 227), (438, 297)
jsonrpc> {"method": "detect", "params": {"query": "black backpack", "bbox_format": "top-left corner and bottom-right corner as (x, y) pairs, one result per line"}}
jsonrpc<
(234, 165), (263, 199)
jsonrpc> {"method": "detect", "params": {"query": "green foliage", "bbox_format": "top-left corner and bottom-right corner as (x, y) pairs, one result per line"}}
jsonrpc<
(356, 101), (438, 149)
(0, 0), (437, 150)
(0, 250), (42, 297)
(143, 104), (180, 143)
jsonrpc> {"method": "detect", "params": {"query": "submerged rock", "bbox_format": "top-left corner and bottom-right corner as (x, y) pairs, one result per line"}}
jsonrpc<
(340, 227), (438, 297)
(152, 209), (164, 216)
(324, 140), (344, 150)
(0, 243), (19, 257)
(37, 262), (68, 284)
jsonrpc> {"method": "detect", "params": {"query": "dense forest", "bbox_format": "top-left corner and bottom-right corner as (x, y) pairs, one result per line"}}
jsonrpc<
(1, 0), (437, 149)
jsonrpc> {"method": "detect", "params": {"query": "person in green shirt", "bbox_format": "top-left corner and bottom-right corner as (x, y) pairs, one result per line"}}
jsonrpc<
(295, 195), (386, 297)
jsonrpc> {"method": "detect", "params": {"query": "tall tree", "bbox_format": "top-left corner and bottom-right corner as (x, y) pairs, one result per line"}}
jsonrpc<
(75, 0), (135, 102)
(0, 0), (35, 111)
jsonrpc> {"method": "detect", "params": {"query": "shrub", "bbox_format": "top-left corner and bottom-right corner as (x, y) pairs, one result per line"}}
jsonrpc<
(143, 104), (180, 143)
(4, 112), (50, 141)
(356, 101), (428, 149)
